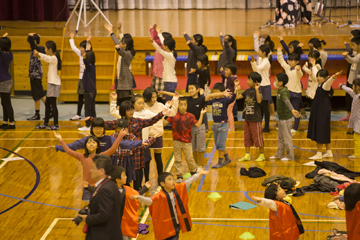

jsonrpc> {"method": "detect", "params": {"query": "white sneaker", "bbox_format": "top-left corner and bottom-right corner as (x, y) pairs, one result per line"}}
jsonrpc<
(70, 115), (81, 120)
(281, 157), (292, 161)
(348, 155), (360, 159)
(291, 129), (298, 136)
(270, 116), (277, 121)
(309, 153), (322, 160)
(78, 126), (91, 131)
(269, 156), (281, 160)
(323, 151), (333, 158)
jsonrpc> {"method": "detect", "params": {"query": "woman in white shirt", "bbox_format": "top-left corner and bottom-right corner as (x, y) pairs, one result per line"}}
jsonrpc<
(34, 41), (61, 130)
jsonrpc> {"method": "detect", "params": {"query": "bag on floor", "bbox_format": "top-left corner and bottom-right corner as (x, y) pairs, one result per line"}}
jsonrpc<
(326, 228), (347, 240)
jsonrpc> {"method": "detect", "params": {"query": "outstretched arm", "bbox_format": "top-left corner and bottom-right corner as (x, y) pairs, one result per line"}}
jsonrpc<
(251, 196), (277, 211)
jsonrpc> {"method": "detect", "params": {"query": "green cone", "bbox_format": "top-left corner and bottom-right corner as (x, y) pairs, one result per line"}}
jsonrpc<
(207, 192), (222, 202)
(183, 172), (192, 179)
(239, 232), (255, 239)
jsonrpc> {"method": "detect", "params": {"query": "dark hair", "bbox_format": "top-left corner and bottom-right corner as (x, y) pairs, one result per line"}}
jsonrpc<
(115, 118), (129, 130)
(143, 87), (157, 103)
(130, 94), (144, 107)
(158, 172), (173, 187)
(85, 50), (96, 65)
(178, 97), (188, 104)
(248, 72), (262, 83)
(164, 38), (177, 59)
(90, 117), (105, 136)
(197, 54), (209, 67)
(84, 136), (101, 157)
(110, 165), (126, 182)
(79, 40), (92, 50)
(93, 154), (113, 175)
(119, 100), (134, 118)
(193, 34), (208, 53)
(344, 183), (360, 211)
(32, 34), (40, 44)
(309, 38), (326, 49)
(351, 29), (360, 38)
(308, 50), (322, 68)
(45, 41), (62, 70)
(289, 40), (303, 55)
(259, 44), (272, 65)
(162, 32), (172, 40)
(0, 36), (11, 52)
(264, 184), (279, 200)
(316, 69), (329, 78)
(264, 35), (275, 51)
(225, 35), (237, 61)
(224, 62), (237, 75)
(288, 53), (300, 61)
(353, 78), (360, 89)
(121, 33), (136, 56)
(276, 72), (289, 86)
(188, 82), (200, 89)
(213, 82), (225, 92)
(351, 36), (360, 45)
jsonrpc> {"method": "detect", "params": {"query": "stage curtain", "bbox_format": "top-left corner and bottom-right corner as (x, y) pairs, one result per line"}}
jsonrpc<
(67, 0), (352, 10)
(0, 0), (69, 21)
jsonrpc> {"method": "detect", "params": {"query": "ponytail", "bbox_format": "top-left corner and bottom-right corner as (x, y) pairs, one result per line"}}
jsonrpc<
(259, 44), (272, 65)
(309, 38), (326, 50)
(193, 33), (208, 53)
(226, 35), (237, 61)
(122, 34), (136, 56)
(45, 40), (62, 70)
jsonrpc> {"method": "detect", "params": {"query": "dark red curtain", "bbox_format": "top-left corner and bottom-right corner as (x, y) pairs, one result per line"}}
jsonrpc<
(0, 0), (69, 21)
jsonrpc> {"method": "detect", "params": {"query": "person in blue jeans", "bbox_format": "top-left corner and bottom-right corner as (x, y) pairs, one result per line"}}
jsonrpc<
(206, 83), (236, 168)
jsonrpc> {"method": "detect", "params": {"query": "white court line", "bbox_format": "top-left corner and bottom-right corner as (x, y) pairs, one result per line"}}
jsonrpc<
(40, 218), (73, 240)
(225, 147), (354, 150)
(134, 155), (175, 240)
(163, 138), (353, 141)
(0, 147), (23, 170)
(191, 218), (345, 222)
(0, 138), (81, 141)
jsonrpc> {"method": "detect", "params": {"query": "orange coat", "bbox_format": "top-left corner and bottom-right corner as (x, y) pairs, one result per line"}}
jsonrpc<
(269, 201), (300, 240)
(121, 186), (140, 238)
(149, 182), (192, 240)
(346, 201), (360, 240)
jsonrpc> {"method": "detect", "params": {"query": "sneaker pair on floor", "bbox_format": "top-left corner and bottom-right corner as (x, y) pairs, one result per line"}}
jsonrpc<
(309, 151), (333, 160)
(269, 156), (293, 161)
(238, 154), (265, 162)
(36, 124), (59, 130)
(0, 123), (15, 129)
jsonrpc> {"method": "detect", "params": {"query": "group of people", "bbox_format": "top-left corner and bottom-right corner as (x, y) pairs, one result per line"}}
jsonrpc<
(1, 22), (360, 239)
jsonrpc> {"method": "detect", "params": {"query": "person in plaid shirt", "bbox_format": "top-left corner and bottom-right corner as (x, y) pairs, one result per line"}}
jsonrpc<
(164, 97), (207, 182)
(88, 100), (171, 190)
(111, 118), (160, 186)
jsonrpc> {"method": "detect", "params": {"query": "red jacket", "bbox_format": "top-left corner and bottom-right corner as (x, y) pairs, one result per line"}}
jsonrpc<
(346, 201), (360, 240)
(149, 183), (192, 240)
(122, 186), (140, 238)
(269, 201), (300, 240)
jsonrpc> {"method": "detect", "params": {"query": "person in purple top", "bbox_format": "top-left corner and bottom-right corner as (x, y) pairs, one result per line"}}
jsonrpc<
(206, 83), (235, 169)
(0, 33), (15, 129)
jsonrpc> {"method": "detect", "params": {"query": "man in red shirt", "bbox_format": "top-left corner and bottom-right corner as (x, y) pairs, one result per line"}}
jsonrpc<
(164, 97), (207, 182)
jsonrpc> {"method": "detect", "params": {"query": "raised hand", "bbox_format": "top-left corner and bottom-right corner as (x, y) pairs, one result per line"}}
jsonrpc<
(104, 23), (113, 33)
(253, 31), (259, 37)
(120, 128), (129, 136)
(28, 33), (35, 36)
(33, 49), (39, 57)
(2, 32), (8, 38)
(251, 55), (256, 63)
(296, 65), (301, 71)
(223, 89), (233, 98)
(277, 46), (282, 52)
(70, 32), (74, 38)
(53, 131), (62, 140)
(166, 99), (173, 107)
(333, 70), (343, 78)
(224, 36), (229, 42)
(219, 67), (224, 72)
(110, 92), (117, 101)
(342, 52), (348, 58)
(234, 79), (240, 87)
(115, 44), (121, 49)
(251, 195), (262, 202)
(278, 36), (283, 41)
(155, 24), (162, 33)
(255, 83), (260, 90)
(87, 35), (92, 42)
(148, 38), (154, 43)
(162, 109), (172, 116)
(117, 22), (122, 29)
(219, 31), (223, 36)
(183, 31), (187, 35)
(186, 40), (191, 45)
(298, 43), (305, 48)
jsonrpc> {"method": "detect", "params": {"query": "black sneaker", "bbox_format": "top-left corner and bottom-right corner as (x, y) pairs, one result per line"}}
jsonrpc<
(347, 130), (355, 135)
(212, 159), (224, 169)
(0, 124), (8, 129)
(27, 114), (40, 120)
(5, 125), (15, 129)
(263, 127), (270, 133)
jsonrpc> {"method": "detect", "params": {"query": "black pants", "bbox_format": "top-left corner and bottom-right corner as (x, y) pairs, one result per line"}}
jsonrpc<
(290, 96), (301, 131)
(77, 94), (84, 116)
(84, 91), (96, 127)
(133, 169), (143, 191)
(0, 92), (14, 122)
(261, 100), (270, 130)
(232, 100), (238, 120)
(45, 97), (58, 125)
(346, 82), (353, 112)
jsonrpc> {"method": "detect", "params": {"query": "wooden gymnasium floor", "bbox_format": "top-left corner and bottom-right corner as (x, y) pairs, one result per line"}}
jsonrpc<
(0, 119), (354, 240)
(0, 7), (358, 240)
